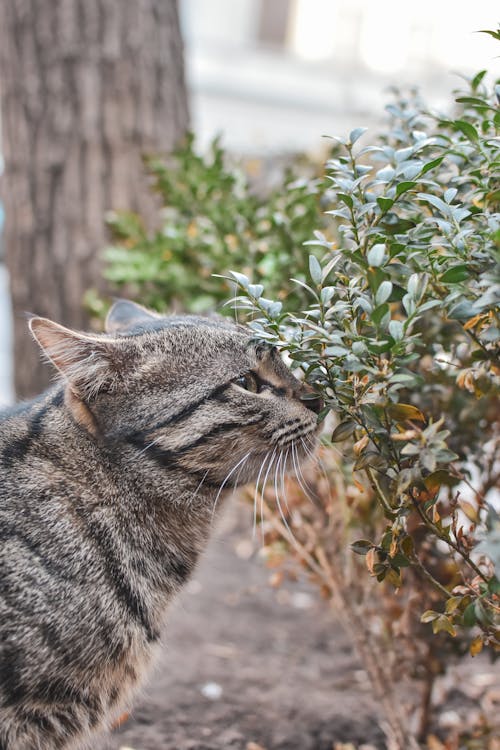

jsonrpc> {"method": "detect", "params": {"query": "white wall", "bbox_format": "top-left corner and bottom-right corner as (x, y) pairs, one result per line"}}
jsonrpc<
(180, 0), (500, 155)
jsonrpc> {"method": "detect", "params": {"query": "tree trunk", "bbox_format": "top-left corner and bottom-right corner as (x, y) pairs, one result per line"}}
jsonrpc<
(0, 0), (189, 398)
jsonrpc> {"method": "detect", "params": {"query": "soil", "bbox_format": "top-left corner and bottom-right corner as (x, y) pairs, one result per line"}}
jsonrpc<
(101, 503), (499, 750)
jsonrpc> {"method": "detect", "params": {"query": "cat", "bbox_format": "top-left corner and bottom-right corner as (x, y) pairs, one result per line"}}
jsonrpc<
(0, 300), (323, 750)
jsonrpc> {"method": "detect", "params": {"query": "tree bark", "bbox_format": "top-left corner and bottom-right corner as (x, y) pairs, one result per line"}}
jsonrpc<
(0, 0), (189, 397)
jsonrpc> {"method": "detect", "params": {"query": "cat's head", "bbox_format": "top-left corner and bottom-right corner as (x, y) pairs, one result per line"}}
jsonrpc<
(29, 301), (323, 486)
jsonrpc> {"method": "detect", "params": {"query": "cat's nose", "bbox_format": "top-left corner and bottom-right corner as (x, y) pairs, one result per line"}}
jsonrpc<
(298, 387), (324, 415)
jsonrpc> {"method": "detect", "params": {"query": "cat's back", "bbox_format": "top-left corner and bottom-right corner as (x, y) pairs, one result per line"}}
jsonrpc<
(0, 389), (65, 501)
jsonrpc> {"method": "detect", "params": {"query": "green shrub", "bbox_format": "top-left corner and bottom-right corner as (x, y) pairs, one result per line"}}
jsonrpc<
(97, 134), (328, 313)
(229, 76), (500, 651)
(98, 35), (500, 747)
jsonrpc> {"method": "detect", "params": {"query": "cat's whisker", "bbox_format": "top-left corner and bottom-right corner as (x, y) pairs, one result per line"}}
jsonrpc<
(300, 436), (332, 494)
(189, 469), (211, 507)
(280, 447), (291, 514)
(259, 446), (278, 543)
(253, 450), (270, 538)
(273, 449), (293, 536)
(211, 450), (252, 519)
(291, 440), (316, 503)
(137, 436), (162, 456)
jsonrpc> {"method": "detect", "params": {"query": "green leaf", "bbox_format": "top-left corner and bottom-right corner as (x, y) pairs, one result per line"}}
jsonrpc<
(228, 271), (250, 288)
(337, 192), (353, 208)
(309, 255), (322, 285)
(454, 120), (479, 142)
(478, 29), (500, 40)
(388, 319), (404, 341)
(247, 284), (264, 298)
(420, 157), (444, 175)
(463, 602), (477, 627)
(396, 181), (417, 197)
(367, 244), (386, 267)
(371, 303), (390, 326)
(375, 280), (393, 305)
(377, 197), (394, 212)
(325, 345), (348, 357)
(440, 265), (469, 284)
(351, 539), (373, 555)
(471, 69), (487, 90)
(488, 576), (500, 595)
(445, 596), (462, 614)
(432, 615), (456, 637)
(331, 420), (356, 442)
(349, 127), (368, 144)
(421, 610), (440, 623)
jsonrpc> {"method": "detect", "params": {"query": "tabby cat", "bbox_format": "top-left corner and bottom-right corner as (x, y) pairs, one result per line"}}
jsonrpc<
(0, 300), (322, 750)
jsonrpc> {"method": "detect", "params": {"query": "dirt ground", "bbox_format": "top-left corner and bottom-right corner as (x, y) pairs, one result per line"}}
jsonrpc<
(101, 503), (499, 750)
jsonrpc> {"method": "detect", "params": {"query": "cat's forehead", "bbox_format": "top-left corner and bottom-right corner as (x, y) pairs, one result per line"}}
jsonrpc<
(123, 316), (256, 364)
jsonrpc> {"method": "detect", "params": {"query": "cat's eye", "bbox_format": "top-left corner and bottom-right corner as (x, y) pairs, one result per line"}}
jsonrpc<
(234, 373), (259, 393)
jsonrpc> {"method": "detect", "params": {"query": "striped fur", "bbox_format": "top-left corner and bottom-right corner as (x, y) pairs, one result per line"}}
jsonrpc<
(0, 301), (321, 749)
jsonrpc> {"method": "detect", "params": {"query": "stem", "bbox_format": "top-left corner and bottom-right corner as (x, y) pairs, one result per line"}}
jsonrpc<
(259, 499), (420, 750)
(365, 466), (396, 516)
(411, 553), (451, 599)
(410, 491), (489, 583)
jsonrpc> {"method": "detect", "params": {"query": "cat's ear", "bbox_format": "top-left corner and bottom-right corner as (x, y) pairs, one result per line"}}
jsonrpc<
(105, 299), (161, 334)
(29, 317), (122, 400)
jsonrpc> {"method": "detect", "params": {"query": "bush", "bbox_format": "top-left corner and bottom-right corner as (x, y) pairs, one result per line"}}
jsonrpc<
(226, 70), (500, 746)
(98, 37), (500, 749)
(94, 134), (327, 314)
(231, 73), (500, 626)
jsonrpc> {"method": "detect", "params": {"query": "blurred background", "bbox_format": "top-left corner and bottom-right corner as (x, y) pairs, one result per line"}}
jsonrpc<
(0, 0), (499, 404)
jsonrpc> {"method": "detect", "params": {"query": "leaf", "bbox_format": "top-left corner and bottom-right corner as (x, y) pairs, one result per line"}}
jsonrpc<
(388, 319), (404, 341)
(463, 602), (476, 627)
(417, 192), (449, 214)
(371, 303), (390, 326)
(478, 29), (500, 40)
(377, 197), (394, 212)
(351, 539), (373, 555)
(331, 420), (356, 442)
(353, 434), (369, 455)
(443, 188), (457, 204)
(375, 280), (393, 305)
(469, 636), (484, 657)
(407, 273), (420, 299)
(463, 313), (488, 331)
(228, 271), (249, 288)
(455, 96), (491, 107)
(395, 180), (417, 197)
(386, 568), (402, 588)
(388, 403), (425, 422)
(454, 120), (479, 142)
(367, 244), (386, 267)
(247, 284), (264, 298)
(420, 157), (444, 175)
(421, 610), (440, 623)
(460, 500), (478, 523)
(320, 286), (335, 305)
(349, 126), (367, 144)
(365, 547), (376, 574)
(337, 192), (353, 208)
(488, 576), (500, 595)
(444, 596), (462, 614)
(471, 69), (487, 90)
(440, 265), (469, 284)
(309, 255), (322, 285)
(325, 345), (348, 358)
(432, 615), (456, 637)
